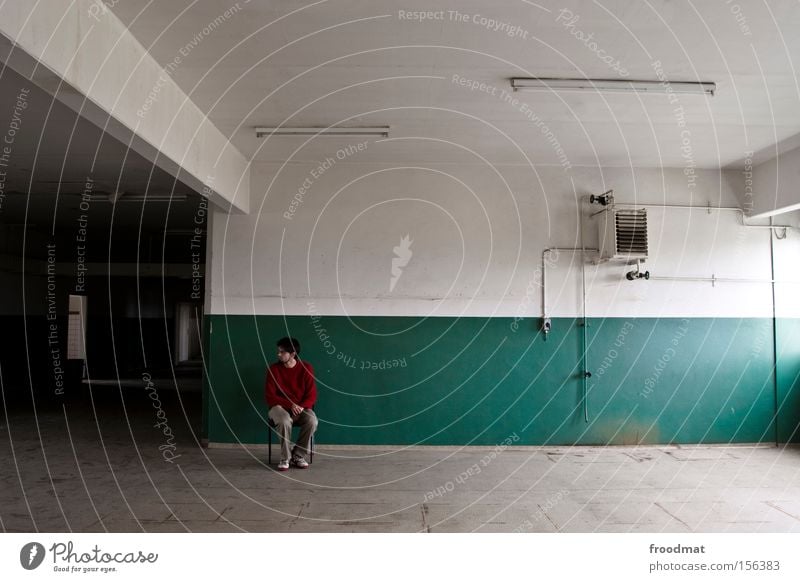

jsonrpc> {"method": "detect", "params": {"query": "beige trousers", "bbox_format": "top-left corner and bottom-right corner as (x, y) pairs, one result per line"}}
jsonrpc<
(268, 406), (318, 461)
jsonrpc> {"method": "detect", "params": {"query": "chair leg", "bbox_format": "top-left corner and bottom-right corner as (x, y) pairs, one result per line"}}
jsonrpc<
(268, 425), (272, 464)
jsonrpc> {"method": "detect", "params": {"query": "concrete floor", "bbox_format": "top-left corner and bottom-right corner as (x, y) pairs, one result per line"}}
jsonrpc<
(2, 390), (800, 533)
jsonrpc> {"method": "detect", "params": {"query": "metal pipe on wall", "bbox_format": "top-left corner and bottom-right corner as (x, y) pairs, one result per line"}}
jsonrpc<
(541, 193), (600, 422)
(541, 246), (599, 323)
(607, 202), (796, 231)
(542, 246), (595, 423)
(770, 218), (779, 444)
(647, 275), (800, 284)
(579, 197), (590, 423)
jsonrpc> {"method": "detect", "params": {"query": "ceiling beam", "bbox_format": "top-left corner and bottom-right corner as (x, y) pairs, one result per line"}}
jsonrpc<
(0, 0), (250, 214)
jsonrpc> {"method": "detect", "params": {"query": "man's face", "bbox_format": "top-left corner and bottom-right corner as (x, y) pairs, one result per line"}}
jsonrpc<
(277, 347), (295, 364)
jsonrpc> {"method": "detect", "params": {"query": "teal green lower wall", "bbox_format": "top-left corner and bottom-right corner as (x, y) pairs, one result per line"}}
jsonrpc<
(777, 318), (800, 443)
(203, 315), (799, 445)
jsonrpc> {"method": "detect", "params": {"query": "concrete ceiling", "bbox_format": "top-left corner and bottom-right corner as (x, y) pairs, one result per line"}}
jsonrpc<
(106, 0), (800, 168)
(0, 67), (196, 200)
(0, 65), (203, 253)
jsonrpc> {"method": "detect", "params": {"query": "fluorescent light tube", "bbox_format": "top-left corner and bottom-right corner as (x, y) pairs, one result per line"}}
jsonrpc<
(511, 78), (715, 96)
(88, 193), (187, 202)
(255, 126), (390, 137)
(122, 194), (187, 202)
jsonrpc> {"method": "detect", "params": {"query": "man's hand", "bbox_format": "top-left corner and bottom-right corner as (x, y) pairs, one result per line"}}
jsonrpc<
(290, 404), (304, 417)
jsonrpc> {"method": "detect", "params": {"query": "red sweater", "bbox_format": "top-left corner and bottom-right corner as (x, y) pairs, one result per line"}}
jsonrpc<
(265, 360), (317, 410)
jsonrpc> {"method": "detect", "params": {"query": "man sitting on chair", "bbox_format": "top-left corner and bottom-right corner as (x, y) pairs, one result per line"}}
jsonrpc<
(265, 337), (318, 471)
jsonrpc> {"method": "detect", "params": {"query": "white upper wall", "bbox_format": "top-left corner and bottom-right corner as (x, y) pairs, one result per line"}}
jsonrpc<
(208, 161), (795, 318)
(773, 227), (800, 319)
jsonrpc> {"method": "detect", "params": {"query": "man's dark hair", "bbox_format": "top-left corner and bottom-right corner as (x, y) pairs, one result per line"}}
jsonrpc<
(277, 336), (301, 355)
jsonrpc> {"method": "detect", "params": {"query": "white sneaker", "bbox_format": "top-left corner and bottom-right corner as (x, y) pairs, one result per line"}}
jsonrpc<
(292, 455), (309, 469)
(277, 459), (290, 471)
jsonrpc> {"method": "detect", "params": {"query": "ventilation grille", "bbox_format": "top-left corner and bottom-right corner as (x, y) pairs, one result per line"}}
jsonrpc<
(614, 209), (648, 256)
